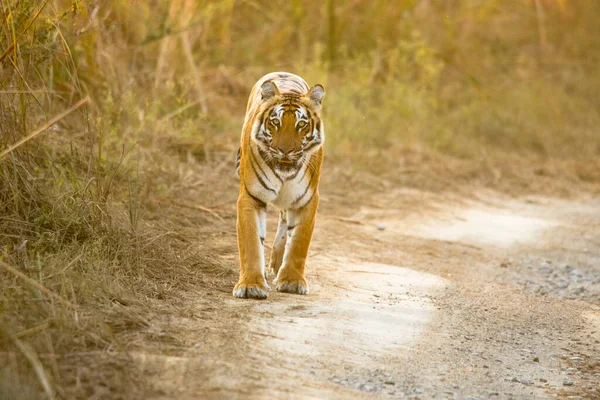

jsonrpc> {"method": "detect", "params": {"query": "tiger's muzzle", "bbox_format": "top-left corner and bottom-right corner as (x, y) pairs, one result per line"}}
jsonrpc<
(272, 148), (303, 171)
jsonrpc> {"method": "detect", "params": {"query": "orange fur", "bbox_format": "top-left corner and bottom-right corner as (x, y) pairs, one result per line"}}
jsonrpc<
(233, 72), (325, 299)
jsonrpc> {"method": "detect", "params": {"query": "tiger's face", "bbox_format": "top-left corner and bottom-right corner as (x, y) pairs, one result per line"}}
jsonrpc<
(253, 81), (325, 178)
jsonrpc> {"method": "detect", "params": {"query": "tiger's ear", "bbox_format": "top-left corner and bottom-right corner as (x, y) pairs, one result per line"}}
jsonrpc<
(306, 84), (325, 107)
(261, 81), (280, 101)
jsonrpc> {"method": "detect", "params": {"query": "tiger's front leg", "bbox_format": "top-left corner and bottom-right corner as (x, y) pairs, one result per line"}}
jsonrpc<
(275, 193), (319, 295)
(233, 188), (270, 299)
(269, 210), (287, 277)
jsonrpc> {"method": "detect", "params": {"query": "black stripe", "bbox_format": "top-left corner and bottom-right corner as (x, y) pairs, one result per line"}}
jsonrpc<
(287, 157), (306, 181)
(250, 145), (275, 187)
(257, 146), (283, 183)
(287, 224), (297, 231)
(304, 139), (322, 153)
(249, 149), (276, 194)
(296, 161), (309, 183)
(260, 236), (265, 246)
(244, 184), (267, 208)
(235, 147), (241, 174)
(258, 105), (276, 134)
(302, 187), (316, 207)
(279, 210), (287, 223)
(282, 94), (300, 101)
(293, 170), (316, 206)
(290, 81), (305, 93)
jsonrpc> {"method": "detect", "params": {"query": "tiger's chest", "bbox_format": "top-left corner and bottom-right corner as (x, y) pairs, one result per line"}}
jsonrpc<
(271, 177), (313, 210)
(247, 160), (314, 210)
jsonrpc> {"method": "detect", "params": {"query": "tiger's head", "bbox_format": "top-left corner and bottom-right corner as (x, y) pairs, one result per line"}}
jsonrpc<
(252, 80), (325, 178)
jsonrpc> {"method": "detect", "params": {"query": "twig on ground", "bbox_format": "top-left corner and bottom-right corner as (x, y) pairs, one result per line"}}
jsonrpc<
(44, 253), (83, 279)
(9, 335), (55, 399)
(14, 322), (50, 340)
(325, 216), (366, 225)
(159, 200), (227, 222)
(0, 322), (50, 346)
(0, 97), (90, 161)
(0, 260), (77, 309)
(158, 99), (203, 122)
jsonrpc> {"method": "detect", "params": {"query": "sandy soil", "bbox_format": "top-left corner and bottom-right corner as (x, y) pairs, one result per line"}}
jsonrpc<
(130, 188), (600, 399)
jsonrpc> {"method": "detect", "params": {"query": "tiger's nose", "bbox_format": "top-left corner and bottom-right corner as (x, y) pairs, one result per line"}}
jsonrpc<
(275, 144), (294, 156)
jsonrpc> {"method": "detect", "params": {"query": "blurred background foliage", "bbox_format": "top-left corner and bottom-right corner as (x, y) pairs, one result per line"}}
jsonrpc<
(3, 0), (600, 166)
(1, 1), (600, 397)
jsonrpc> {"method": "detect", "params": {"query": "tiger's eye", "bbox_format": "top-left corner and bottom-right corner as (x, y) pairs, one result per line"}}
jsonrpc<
(271, 119), (280, 127)
(297, 121), (307, 128)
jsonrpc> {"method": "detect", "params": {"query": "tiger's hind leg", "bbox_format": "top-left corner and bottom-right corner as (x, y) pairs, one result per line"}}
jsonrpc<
(275, 193), (319, 295)
(269, 210), (287, 278)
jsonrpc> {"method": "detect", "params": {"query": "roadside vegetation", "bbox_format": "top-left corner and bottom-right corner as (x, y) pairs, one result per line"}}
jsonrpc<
(1, 1), (599, 398)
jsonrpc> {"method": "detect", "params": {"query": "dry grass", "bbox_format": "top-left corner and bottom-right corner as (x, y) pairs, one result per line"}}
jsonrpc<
(1, 0), (599, 398)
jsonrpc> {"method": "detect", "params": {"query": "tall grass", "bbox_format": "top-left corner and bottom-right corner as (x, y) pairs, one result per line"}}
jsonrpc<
(1, 0), (599, 398)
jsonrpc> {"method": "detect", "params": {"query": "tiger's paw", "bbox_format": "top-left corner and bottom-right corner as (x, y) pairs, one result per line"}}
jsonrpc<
(275, 279), (309, 295)
(233, 281), (270, 299)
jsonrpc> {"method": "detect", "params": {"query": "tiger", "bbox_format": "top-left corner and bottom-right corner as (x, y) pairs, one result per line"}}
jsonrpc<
(233, 72), (325, 299)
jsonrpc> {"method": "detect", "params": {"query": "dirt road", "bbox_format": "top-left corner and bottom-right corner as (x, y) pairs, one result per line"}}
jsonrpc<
(134, 189), (600, 399)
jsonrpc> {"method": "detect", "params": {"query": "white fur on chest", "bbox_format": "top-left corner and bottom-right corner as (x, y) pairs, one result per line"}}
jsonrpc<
(271, 178), (310, 209)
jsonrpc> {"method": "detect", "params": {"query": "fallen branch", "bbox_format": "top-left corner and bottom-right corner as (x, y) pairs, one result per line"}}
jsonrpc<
(12, 336), (55, 400)
(0, 324), (56, 400)
(325, 216), (366, 225)
(158, 99), (203, 122)
(13, 322), (50, 340)
(161, 200), (227, 223)
(0, 322), (50, 347)
(0, 260), (77, 309)
(0, 97), (90, 161)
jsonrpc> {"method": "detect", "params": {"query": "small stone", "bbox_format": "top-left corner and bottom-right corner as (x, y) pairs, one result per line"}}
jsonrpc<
(511, 377), (519, 382)
(570, 356), (582, 361)
(539, 378), (548, 383)
(194, 343), (200, 349)
(414, 388), (423, 394)
(563, 380), (574, 386)
(384, 380), (395, 385)
(519, 378), (533, 385)
(376, 223), (386, 231)
(573, 287), (585, 294)
(533, 357), (539, 362)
